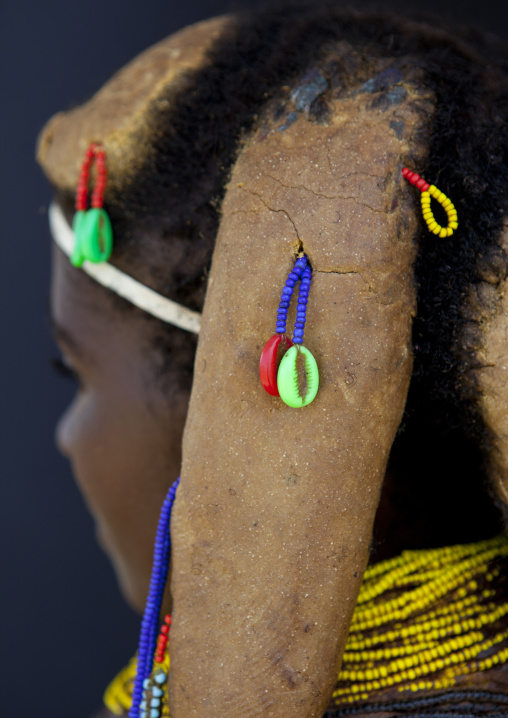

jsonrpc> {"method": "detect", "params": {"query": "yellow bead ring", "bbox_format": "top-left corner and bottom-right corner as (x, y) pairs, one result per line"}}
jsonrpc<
(403, 167), (459, 238)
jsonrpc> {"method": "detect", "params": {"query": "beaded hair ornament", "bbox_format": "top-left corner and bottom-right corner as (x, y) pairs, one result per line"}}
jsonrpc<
(71, 143), (113, 267)
(402, 167), (458, 237)
(258, 168), (458, 409)
(49, 144), (202, 335)
(259, 254), (319, 408)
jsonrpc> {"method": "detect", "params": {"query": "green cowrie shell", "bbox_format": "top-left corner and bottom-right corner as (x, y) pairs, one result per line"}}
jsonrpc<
(277, 344), (319, 408)
(82, 207), (113, 263)
(70, 210), (87, 267)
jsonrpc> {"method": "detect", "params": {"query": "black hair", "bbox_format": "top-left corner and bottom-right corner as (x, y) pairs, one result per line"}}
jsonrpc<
(58, 0), (508, 548)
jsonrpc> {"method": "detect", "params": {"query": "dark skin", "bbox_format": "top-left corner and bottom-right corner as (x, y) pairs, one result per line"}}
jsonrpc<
(50, 243), (190, 613)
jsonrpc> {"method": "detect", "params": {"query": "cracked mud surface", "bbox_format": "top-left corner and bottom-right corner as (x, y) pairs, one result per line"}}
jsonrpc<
(169, 72), (434, 717)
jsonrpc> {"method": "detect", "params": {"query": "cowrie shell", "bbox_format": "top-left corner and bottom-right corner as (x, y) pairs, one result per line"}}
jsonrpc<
(277, 344), (319, 408)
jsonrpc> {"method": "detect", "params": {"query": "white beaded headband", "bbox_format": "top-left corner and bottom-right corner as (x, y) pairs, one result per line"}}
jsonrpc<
(49, 201), (202, 335)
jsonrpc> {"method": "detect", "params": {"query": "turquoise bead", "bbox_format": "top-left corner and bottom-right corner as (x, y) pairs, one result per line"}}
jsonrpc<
(154, 670), (166, 685)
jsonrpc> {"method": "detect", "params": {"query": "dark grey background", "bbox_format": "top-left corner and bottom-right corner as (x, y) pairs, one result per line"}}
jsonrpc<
(1, 1), (507, 716)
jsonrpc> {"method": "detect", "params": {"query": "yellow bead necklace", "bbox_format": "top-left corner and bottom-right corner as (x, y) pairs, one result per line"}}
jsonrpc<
(331, 534), (508, 706)
(104, 535), (508, 715)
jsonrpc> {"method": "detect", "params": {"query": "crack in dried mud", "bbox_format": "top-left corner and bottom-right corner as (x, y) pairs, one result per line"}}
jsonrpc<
(313, 267), (374, 293)
(228, 185), (409, 298)
(263, 173), (388, 214)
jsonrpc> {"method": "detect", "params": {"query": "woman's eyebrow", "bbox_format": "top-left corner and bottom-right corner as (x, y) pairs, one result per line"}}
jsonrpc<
(48, 314), (87, 360)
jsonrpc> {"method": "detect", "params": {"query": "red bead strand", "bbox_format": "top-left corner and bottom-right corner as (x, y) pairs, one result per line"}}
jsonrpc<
(402, 167), (430, 192)
(75, 143), (96, 211)
(75, 143), (107, 212)
(91, 146), (107, 209)
(154, 614), (172, 664)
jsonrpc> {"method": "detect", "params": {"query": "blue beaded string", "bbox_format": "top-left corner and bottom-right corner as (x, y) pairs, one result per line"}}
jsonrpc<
(275, 255), (312, 344)
(129, 477), (180, 718)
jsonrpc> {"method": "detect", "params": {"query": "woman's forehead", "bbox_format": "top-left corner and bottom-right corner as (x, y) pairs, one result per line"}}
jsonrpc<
(50, 244), (141, 359)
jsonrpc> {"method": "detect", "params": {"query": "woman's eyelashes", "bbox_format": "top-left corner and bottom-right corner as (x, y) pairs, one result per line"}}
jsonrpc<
(50, 355), (82, 386)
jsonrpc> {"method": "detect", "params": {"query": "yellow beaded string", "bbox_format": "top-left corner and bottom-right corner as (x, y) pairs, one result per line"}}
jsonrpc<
(104, 536), (508, 714)
(421, 186), (458, 237)
(104, 654), (137, 715)
(403, 168), (458, 237)
(332, 534), (508, 705)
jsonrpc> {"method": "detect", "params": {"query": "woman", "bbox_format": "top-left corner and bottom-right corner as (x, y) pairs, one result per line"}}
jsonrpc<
(38, 2), (508, 716)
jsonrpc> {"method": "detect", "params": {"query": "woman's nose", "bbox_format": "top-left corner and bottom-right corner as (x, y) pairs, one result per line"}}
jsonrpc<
(55, 405), (75, 457)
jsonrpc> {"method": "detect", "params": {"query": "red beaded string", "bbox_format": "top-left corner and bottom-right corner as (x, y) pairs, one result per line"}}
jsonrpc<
(154, 614), (172, 664)
(75, 143), (107, 212)
(402, 167), (430, 192)
(91, 146), (107, 209)
(75, 144), (96, 212)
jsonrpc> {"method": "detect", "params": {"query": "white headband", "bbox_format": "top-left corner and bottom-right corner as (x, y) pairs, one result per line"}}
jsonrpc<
(49, 202), (202, 335)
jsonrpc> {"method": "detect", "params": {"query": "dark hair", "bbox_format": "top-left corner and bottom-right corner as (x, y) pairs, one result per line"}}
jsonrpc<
(58, 0), (508, 547)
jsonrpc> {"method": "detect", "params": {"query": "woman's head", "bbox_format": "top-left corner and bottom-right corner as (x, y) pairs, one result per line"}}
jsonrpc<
(39, 3), (508, 712)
